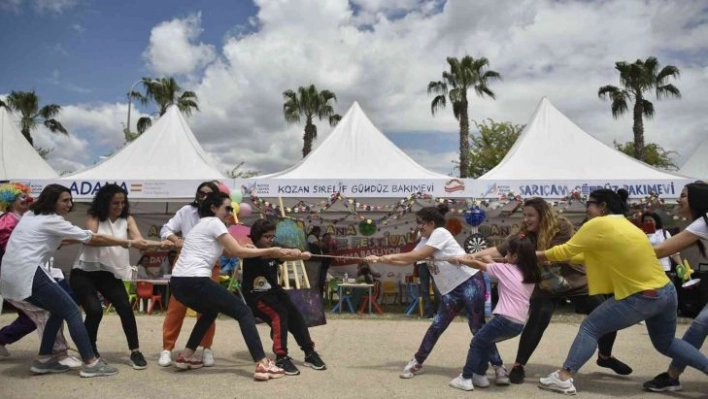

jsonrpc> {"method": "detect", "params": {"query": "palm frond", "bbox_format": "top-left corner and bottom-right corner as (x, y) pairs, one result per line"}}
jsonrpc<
(656, 65), (680, 85)
(137, 117), (152, 134)
(38, 104), (62, 119)
(656, 83), (681, 100)
(641, 99), (655, 119)
(0, 99), (7, 110)
(427, 81), (447, 96)
(430, 95), (446, 115)
(43, 119), (68, 135)
(329, 114), (341, 127)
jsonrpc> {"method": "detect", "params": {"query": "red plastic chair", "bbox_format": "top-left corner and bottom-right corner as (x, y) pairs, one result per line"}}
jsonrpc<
(135, 281), (163, 315)
(358, 281), (384, 315)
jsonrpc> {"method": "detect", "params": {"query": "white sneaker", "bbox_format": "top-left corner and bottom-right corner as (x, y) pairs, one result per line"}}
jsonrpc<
(158, 350), (172, 367)
(449, 374), (474, 391)
(58, 355), (83, 369)
(473, 373), (490, 388)
(539, 370), (577, 395)
(495, 366), (510, 385)
(0, 345), (9, 357)
(400, 358), (422, 379)
(202, 348), (215, 367)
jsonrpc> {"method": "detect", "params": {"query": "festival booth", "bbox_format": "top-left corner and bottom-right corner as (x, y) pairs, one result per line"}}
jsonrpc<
(36, 105), (227, 272)
(679, 136), (708, 180)
(0, 107), (59, 181)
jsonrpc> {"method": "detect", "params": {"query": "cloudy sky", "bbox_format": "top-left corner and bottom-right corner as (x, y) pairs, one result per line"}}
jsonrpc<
(1, 0), (706, 176)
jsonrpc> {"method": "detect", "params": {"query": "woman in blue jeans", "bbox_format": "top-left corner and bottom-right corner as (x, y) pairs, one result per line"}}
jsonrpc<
(536, 188), (708, 395)
(366, 204), (505, 384)
(169, 191), (305, 381)
(0, 184), (135, 378)
(644, 181), (708, 392)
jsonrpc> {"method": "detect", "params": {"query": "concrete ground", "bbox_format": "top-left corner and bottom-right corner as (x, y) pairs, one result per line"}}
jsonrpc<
(0, 311), (706, 399)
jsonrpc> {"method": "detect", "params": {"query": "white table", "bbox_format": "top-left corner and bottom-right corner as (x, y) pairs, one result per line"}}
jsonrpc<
(337, 283), (374, 314)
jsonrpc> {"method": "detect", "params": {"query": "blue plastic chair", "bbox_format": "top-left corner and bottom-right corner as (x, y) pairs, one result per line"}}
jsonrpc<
(331, 283), (355, 313)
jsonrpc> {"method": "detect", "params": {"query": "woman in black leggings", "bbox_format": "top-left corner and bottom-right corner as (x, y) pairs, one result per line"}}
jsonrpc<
(472, 198), (631, 383)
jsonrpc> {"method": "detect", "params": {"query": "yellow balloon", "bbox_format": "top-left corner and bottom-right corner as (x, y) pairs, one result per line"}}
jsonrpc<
(231, 201), (240, 217)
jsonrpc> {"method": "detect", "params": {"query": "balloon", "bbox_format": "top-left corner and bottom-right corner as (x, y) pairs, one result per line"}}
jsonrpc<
(445, 218), (463, 236)
(230, 201), (240, 218)
(238, 202), (253, 217)
(465, 205), (487, 227)
(217, 183), (231, 196)
(230, 190), (243, 203)
(359, 220), (377, 236)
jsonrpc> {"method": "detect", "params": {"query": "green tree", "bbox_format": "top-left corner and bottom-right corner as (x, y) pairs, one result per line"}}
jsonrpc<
(428, 56), (501, 178)
(613, 140), (678, 170)
(130, 77), (199, 134)
(598, 57), (681, 161)
(466, 119), (523, 178)
(225, 161), (260, 178)
(283, 84), (341, 158)
(2, 90), (68, 146)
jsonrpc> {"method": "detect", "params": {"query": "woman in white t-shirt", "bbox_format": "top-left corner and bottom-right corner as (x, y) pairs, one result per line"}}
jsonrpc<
(642, 212), (681, 273)
(366, 204), (502, 381)
(0, 184), (133, 378)
(644, 181), (708, 392)
(449, 233), (541, 391)
(71, 184), (166, 370)
(169, 191), (306, 381)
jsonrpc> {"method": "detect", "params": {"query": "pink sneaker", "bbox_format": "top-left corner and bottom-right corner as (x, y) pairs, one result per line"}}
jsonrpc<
(174, 354), (204, 370)
(254, 359), (285, 381)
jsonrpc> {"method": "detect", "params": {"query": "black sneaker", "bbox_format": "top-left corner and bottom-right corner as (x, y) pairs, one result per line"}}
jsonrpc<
(303, 351), (326, 370)
(129, 351), (148, 370)
(275, 356), (300, 376)
(596, 356), (632, 375)
(509, 364), (525, 384)
(643, 372), (682, 392)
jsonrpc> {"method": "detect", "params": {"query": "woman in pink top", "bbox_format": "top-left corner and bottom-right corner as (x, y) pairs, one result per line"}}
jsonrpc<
(448, 234), (541, 391)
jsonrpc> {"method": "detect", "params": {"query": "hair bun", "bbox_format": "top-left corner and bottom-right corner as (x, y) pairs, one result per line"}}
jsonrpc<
(616, 188), (629, 202)
(436, 203), (450, 215)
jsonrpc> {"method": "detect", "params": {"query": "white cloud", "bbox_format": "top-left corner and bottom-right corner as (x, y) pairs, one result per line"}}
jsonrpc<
(44, 0), (708, 176)
(33, 0), (79, 14)
(143, 12), (217, 76)
(72, 23), (85, 34)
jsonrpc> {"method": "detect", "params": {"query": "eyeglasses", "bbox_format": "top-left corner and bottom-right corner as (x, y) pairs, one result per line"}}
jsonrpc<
(225, 206), (234, 213)
(197, 190), (211, 198)
(262, 234), (276, 240)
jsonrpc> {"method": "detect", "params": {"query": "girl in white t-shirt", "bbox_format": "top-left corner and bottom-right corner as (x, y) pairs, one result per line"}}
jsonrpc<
(448, 233), (541, 391)
(644, 181), (708, 392)
(642, 212), (681, 273)
(366, 204), (502, 381)
(169, 191), (307, 381)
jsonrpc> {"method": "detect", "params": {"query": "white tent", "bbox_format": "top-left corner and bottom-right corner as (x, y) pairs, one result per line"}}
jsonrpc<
(258, 101), (450, 180)
(0, 107), (58, 180)
(59, 105), (225, 199)
(679, 137), (708, 179)
(477, 97), (691, 198)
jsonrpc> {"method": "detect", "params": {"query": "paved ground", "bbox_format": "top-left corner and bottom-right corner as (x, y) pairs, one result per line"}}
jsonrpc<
(0, 311), (706, 399)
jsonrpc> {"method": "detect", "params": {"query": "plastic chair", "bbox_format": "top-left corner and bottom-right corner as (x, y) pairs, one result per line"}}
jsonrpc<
(381, 280), (398, 304)
(331, 281), (354, 314)
(358, 281), (384, 315)
(135, 281), (163, 315)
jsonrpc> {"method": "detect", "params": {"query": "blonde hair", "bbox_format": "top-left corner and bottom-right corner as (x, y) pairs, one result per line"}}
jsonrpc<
(520, 197), (573, 250)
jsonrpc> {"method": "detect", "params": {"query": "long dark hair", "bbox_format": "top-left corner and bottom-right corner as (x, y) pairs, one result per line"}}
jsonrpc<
(505, 234), (540, 284)
(686, 181), (708, 256)
(198, 192), (230, 218)
(30, 184), (73, 215)
(588, 188), (629, 215)
(87, 184), (130, 221)
(191, 181), (220, 208)
(416, 203), (449, 228)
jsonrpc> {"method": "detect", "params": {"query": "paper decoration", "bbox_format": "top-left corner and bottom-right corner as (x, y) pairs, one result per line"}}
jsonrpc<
(358, 219), (377, 236)
(464, 234), (488, 254)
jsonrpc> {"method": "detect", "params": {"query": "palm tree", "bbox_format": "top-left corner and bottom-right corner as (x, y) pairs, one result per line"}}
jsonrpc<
(598, 56), (681, 161)
(130, 77), (199, 134)
(2, 90), (68, 146)
(428, 56), (501, 178)
(283, 84), (341, 157)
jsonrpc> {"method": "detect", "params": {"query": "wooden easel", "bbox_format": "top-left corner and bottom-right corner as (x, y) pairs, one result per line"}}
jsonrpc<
(277, 197), (310, 290)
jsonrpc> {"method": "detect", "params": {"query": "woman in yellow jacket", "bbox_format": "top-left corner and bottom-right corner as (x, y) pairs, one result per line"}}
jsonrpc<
(535, 188), (708, 395)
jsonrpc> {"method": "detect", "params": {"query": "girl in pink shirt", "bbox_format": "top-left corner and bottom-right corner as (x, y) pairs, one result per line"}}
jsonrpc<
(448, 234), (540, 391)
